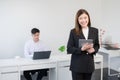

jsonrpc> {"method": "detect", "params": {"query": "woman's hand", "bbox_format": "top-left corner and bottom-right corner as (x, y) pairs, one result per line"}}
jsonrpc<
(87, 48), (95, 54)
(81, 43), (93, 51)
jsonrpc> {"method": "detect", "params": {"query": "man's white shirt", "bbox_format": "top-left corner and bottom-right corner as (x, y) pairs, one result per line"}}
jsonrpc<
(24, 40), (49, 59)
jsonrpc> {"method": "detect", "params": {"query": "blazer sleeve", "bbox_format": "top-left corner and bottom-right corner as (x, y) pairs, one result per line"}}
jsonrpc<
(67, 30), (87, 54)
(92, 29), (100, 54)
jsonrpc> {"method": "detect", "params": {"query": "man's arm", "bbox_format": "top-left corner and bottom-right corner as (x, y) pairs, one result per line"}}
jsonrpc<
(24, 42), (32, 59)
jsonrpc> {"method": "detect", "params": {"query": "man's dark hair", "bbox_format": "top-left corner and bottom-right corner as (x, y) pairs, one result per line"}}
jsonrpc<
(31, 28), (40, 34)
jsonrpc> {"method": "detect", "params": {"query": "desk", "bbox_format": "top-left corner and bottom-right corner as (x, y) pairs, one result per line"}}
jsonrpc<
(100, 48), (120, 76)
(0, 58), (57, 80)
(0, 54), (103, 80)
(93, 54), (103, 80)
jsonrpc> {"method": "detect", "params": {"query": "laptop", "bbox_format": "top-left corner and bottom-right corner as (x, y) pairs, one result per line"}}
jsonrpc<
(33, 51), (51, 60)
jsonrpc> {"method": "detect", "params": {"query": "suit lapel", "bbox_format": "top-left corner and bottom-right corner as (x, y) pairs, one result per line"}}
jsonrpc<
(80, 31), (85, 39)
(88, 27), (92, 39)
(79, 27), (93, 39)
(80, 27), (91, 39)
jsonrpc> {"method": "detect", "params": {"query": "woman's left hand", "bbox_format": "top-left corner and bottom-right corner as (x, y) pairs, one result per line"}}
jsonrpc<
(87, 48), (95, 54)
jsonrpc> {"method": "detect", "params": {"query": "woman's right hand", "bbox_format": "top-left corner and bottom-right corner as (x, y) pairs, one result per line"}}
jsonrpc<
(81, 43), (93, 51)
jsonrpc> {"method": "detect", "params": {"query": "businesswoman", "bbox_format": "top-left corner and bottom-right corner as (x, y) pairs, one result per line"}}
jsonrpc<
(67, 9), (100, 80)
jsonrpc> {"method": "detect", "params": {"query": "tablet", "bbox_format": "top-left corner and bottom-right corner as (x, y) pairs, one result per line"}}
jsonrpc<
(79, 39), (93, 48)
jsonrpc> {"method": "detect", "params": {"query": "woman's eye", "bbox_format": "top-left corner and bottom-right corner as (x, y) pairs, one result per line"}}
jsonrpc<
(79, 17), (83, 20)
(84, 17), (87, 19)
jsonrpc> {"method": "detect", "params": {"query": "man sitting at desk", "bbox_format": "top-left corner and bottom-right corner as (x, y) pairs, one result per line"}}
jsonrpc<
(24, 28), (49, 80)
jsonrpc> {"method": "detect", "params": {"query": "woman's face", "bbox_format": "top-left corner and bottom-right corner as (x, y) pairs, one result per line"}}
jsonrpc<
(78, 13), (89, 28)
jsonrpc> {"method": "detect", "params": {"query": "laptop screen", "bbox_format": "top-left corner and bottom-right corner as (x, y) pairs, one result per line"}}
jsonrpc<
(33, 51), (51, 60)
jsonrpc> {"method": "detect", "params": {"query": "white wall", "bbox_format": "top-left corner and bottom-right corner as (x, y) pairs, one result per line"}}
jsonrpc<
(101, 0), (120, 43)
(0, 0), (102, 59)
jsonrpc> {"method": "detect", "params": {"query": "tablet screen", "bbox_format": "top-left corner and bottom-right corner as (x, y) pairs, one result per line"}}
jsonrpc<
(79, 39), (93, 48)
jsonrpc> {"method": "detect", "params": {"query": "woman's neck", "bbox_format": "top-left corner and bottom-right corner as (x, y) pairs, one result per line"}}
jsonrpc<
(82, 26), (88, 30)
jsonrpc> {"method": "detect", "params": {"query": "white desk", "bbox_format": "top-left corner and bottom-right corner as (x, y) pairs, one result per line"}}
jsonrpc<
(0, 54), (103, 80)
(0, 58), (57, 80)
(94, 54), (103, 80)
(51, 54), (103, 80)
(100, 48), (120, 76)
